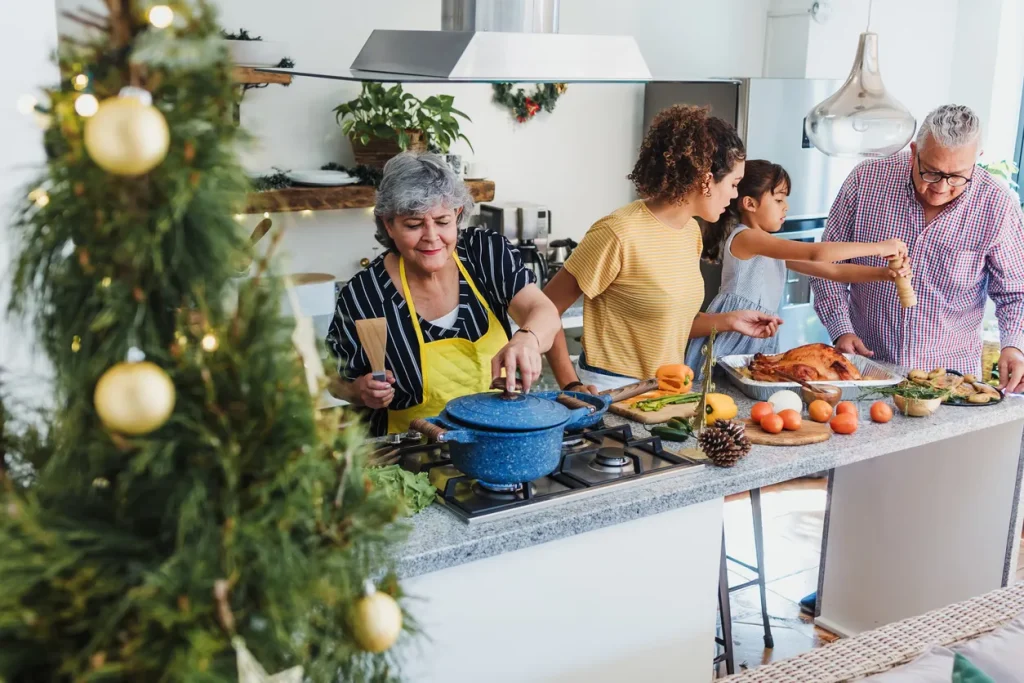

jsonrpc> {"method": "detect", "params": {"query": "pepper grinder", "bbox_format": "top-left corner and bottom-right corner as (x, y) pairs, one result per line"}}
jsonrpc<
(889, 256), (916, 308)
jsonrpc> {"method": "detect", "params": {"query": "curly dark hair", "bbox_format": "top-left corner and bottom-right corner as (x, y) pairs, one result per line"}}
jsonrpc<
(701, 159), (791, 262)
(628, 105), (746, 204)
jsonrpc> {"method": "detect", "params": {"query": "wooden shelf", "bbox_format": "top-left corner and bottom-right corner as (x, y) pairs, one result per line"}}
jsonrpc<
(244, 179), (496, 214)
(233, 67), (293, 86)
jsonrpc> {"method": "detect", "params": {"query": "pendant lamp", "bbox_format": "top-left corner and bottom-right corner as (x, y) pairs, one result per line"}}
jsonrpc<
(804, 0), (916, 158)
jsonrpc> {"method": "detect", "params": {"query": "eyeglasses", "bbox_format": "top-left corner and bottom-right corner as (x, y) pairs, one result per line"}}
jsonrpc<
(916, 154), (972, 188)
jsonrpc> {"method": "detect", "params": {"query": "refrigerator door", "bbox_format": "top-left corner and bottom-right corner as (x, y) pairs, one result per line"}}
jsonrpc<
(743, 78), (859, 219)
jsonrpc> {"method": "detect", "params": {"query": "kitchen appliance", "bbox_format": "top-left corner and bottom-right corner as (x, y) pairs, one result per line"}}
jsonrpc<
(477, 201), (552, 284)
(545, 237), (577, 282)
(350, 0), (651, 82)
(371, 423), (704, 523)
(643, 78), (858, 345)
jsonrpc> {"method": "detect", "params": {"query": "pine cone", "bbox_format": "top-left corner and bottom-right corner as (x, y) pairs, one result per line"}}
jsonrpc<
(698, 419), (752, 467)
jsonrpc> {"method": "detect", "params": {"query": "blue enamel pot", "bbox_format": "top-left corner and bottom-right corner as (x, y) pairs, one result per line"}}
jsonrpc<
(409, 390), (598, 487)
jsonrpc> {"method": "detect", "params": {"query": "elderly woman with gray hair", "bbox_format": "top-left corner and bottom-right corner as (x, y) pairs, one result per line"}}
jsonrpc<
(327, 152), (561, 435)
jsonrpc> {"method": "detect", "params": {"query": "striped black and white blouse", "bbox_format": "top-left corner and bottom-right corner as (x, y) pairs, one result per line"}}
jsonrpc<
(326, 228), (536, 436)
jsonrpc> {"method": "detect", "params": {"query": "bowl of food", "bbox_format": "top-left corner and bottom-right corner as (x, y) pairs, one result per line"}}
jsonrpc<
(892, 394), (943, 417)
(800, 384), (842, 408)
(863, 380), (949, 417)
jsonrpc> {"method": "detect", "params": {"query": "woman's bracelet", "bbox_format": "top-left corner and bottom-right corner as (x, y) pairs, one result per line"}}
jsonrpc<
(515, 327), (541, 348)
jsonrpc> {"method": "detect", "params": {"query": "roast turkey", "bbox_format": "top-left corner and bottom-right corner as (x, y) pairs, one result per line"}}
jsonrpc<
(748, 343), (863, 382)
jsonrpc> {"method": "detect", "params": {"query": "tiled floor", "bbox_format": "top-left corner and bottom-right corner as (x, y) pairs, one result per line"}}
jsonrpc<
(716, 476), (1024, 677)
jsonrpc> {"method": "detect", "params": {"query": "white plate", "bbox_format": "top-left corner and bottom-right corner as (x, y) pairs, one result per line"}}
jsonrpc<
(287, 170), (360, 187)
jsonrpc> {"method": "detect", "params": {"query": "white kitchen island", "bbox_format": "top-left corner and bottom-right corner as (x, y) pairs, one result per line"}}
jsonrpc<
(391, 389), (1024, 682)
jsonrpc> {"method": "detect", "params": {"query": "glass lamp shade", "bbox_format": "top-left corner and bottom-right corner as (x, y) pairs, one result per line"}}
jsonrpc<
(805, 32), (917, 158)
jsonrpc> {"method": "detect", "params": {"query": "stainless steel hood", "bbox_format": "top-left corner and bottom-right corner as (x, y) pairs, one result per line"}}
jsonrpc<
(350, 0), (652, 82)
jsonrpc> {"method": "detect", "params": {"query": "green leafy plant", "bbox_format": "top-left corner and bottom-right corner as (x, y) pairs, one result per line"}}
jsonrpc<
(220, 27), (262, 40)
(978, 159), (1020, 192)
(333, 82), (473, 153)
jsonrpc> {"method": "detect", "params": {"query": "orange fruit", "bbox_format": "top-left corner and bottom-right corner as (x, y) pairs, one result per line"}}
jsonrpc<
(835, 401), (858, 416)
(870, 401), (893, 423)
(760, 413), (785, 434)
(808, 400), (833, 423)
(750, 401), (774, 423)
(830, 413), (858, 435)
(778, 408), (802, 431)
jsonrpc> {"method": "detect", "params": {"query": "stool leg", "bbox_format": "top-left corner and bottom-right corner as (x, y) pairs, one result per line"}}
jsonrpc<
(750, 488), (774, 649)
(717, 530), (736, 675)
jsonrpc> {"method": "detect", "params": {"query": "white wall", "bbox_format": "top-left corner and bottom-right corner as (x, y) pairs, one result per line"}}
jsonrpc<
(1, 1), (58, 408)
(949, 0), (1024, 162)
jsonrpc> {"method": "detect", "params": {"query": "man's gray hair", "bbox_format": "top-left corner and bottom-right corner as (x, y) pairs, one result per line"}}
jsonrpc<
(916, 104), (982, 150)
(373, 152), (474, 251)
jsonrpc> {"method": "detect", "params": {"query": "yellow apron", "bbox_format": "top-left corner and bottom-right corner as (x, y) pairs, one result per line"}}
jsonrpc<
(387, 255), (509, 434)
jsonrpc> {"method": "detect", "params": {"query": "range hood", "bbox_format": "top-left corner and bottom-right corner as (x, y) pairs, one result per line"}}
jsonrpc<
(351, 0), (651, 82)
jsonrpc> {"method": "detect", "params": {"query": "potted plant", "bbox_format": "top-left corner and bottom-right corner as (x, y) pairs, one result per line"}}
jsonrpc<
(334, 82), (473, 168)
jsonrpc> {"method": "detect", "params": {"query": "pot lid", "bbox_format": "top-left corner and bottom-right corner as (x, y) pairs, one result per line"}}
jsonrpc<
(444, 391), (569, 431)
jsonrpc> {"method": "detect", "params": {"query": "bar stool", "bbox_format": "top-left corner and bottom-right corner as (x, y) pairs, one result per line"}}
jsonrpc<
(715, 530), (735, 675)
(724, 488), (774, 647)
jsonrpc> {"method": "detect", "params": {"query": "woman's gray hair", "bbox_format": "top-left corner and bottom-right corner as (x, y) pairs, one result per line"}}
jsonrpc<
(916, 104), (982, 150)
(373, 152), (474, 251)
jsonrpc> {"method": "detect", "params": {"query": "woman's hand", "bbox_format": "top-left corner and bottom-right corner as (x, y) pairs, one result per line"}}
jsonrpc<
(356, 371), (395, 409)
(562, 380), (600, 395)
(726, 310), (783, 339)
(492, 331), (543, 393)
(876, 238), (908, 262)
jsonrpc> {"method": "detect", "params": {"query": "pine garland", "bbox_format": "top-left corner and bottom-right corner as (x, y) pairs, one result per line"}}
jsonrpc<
(492, 82), (567, 123)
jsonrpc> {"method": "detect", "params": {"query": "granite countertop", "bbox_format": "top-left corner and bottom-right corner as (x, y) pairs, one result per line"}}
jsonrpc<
(394, 380), (1024, 579)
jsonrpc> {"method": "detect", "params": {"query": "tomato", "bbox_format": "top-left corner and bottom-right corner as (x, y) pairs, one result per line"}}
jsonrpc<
(750, 402), (774, 423)
(830, 413), (858, 435)
(778, 408), (802, 431)
(808, 400), (833, 423)
(870, 401), (894, 423)
(760, 413), (785, 434)
(835, 401), (858, 416)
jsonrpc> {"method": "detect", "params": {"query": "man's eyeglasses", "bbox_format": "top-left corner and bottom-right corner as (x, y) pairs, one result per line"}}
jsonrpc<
(917, 154), (972, 188)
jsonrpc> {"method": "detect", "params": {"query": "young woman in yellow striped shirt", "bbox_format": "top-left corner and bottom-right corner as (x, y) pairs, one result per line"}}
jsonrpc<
(544, 105), (781, 392)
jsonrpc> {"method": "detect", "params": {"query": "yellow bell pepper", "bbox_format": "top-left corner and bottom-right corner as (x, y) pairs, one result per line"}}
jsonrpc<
(704, 393), (738, 425)
(656, 364), (695, 392)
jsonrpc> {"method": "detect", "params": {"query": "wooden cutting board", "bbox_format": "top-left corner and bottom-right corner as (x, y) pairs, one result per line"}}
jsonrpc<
(610, 390), (700, 425)
(742, 418), (832, 446)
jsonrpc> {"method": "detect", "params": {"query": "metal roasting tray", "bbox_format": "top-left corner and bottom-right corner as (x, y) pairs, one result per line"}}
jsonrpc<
(718, 353), (903, 401)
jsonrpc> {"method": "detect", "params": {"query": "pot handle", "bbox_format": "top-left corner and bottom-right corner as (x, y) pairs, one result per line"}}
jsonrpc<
(600, 378), (659, 404)
(409, 418), (475, 444)
(564, 406), (596, 431)
(555, 393), (595, 412)
(409, 418), (447, 442)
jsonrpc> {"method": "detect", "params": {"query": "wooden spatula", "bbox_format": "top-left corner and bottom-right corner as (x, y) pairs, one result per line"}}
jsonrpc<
(355, 318), (388, 382)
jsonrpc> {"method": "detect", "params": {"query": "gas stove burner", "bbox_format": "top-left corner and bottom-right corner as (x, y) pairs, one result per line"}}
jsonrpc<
(562, 435), (587, 449)
(472, 481), (528, 500)
(588, 446), (633, 473)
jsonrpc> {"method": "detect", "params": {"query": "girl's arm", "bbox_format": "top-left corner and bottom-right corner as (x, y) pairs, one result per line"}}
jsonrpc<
(731, 228), (906, 264)
(541, 269), (586, 390)
(788, 261), (903, 283)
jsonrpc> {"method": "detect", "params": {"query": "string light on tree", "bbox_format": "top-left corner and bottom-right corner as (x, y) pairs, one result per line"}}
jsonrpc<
(148, 5), (174, 29)
(29, 189), (50, 208)
(84, 87), (169, 176)
(72, 74), (89, 91)
(75, 93), (99, 117)
(201, 333), (219, 352)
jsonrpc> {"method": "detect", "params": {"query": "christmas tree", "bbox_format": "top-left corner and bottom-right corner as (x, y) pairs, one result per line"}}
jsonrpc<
(0, 1), (408, 681)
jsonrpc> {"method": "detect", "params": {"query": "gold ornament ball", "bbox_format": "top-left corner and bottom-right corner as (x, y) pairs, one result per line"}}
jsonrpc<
(94, 361), (176, 435)
(350, 590), (402, 653)
(84, 92), (170, 176)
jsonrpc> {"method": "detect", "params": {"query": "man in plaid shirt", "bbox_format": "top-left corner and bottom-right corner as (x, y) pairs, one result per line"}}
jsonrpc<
(812, 104), (1024, 393)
